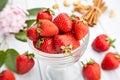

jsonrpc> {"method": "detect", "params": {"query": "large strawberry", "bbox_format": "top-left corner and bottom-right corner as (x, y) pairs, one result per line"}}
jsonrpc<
(73, 20), (88, 40)
(54, 33), (80, 53)
(101, 52), (120, 70)
(27, 26), (40, 41)
(82, 59), (101, 80)
(0, 70), (15, 80)
(33, 38), (56, 54)
(92, 34), (115, 52)
(53, 13), (73, 33)
(37, 19), (59, 37)
(36, 8), (54, 22)
(16, 52), (35, 74)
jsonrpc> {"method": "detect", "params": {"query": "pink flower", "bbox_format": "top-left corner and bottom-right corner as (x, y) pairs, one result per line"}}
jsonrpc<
(0, 5), (28, 35)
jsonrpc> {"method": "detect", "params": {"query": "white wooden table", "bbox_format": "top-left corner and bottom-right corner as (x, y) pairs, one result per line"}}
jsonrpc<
(1, 0), (120, 80)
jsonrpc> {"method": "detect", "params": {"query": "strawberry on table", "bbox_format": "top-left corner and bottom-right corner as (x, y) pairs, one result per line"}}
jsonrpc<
(33, 38), (56, 54)
(101, 52), (120, 70)
(54, 33), (80, 53)
(27, 26), (40, 41)
(73, 20), (88, 40)
(53, 13), (73, 33)
(37, 19), (59, 37)
(82, 59), (101, 80)
(92, 34), (115, 52)
(16, 52), (35, 74)
(0, 70), (15, 80)
(36, 8), (54, 22)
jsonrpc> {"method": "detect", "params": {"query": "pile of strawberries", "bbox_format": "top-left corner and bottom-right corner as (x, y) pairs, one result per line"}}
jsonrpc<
(27, 8), (88, 54)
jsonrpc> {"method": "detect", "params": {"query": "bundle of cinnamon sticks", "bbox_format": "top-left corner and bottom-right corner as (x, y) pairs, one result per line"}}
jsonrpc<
(82, 0), (107, 27)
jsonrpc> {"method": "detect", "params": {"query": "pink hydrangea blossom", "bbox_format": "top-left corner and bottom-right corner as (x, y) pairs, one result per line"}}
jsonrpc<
(0, 5), (28, 35)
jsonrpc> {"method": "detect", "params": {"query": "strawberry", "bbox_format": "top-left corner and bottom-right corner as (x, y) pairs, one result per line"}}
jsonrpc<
(53, 13), (73, 32)
(92, 34), (115, 52)
(37, 19), (59, 37)
(54, 33), (80, 53)
(101, 52), (120, 70)
(16, 52), (35, 74)
(33, 38), (56, 54)
(36, 8), (54, 22)
(0, 70), (15, 80)
(73, 20), (88, 40)
(82, 59), (101, 80)
(27, 26), (40, 41)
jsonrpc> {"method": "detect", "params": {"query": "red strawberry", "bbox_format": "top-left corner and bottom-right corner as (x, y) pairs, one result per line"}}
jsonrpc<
(82, 59), (101, 80)
(33, 38), (56, 54)
(16, 52), (35, 74)
(101, 52), (120, 70)
(37, 19), (59, 37)
(0, 70), (15, 80)
(27, 26), (40, 41)
(54, 33), (80, 53)
(92, 34), (115, 52)
(36, 8), (54, 22)
(53, 13), (73, 32)
(73, 21), (88, 40)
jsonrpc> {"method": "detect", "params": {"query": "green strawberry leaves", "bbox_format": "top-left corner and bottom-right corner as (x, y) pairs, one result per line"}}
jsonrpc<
(28, 8), (41, 16)
(15, 30), (27, 42)
(5, 49), (19, 72)
(0, 0), (8, 11)
(26, 19), (36, 27)
(0, 50), (6, 67)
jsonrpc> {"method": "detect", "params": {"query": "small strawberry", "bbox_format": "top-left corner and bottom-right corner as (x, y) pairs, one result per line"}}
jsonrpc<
(54, 33), (80, 53)
(37, 19), (59, 37)
(73, 20), (88, 40)
(82, 59), (101, 80)
(33, 38), (56, 54)
(53, 13), (73, 32)
(36, 8), (55, 22)
(101, 52), (120, 70)
(92, 34), (116, 52)
(27, 26), (40, 41)
(16, 52), (35, 74)
(0, 70), (15, 80)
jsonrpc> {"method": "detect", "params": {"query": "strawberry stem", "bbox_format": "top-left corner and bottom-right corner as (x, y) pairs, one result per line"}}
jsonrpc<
(81, 61), (87, 67)
(106, 37), (116, 48)
(41, 8), (55, 15)
(36, 38), (44, 48)
(61, 44), (73, 56)
(25, 51), (35, 59)
(70, 14), (77, 21)
(47, 8), (55, 15)
(87, 58), (95, 65)
(81, 58), (95, 68)
(115, 53), (120, 59)
(27, 53), (35, 59)
(37, 20), (42, 33)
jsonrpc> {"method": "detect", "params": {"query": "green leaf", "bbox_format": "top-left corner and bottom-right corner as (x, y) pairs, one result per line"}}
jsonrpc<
(27, 8), (42, 16)
(5, 49), (19, 72)
(0, 0), (8, 11)
(0, 50), (6, 67)
(15, 30), (27, 42)
(26, 19), (36, 27)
